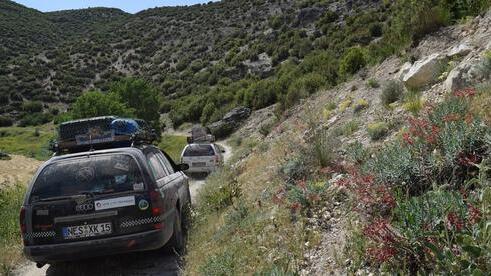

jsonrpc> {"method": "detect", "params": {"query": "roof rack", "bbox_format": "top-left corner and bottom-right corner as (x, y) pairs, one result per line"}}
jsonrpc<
(52, 116), (157, 155)
(187, 126), (215, 144)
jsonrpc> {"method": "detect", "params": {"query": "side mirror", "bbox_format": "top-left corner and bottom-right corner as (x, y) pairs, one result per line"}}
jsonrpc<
(178, 163), (189, 171)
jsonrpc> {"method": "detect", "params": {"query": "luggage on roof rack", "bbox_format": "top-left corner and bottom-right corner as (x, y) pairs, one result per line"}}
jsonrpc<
(54, 116), (157, 154)
(187, 126), (215, 143)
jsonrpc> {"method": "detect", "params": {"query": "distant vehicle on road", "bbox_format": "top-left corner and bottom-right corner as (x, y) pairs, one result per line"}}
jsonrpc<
(181, 143), (224, 175)
(20, 117), (191, 268)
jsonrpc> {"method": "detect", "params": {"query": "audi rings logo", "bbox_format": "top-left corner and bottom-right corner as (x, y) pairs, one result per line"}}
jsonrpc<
(75, 203), (94, 212)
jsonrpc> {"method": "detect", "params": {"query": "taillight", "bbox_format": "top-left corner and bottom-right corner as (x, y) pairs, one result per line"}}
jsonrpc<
(149, 190), (164, 229)
(149, 190), (164, 215)
(214, 155), (219, 164)
(19, 206), (26, 244)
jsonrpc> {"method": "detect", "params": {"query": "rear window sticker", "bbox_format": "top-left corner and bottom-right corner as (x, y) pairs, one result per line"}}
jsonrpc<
(133, 182), (144, 191)
(115, 175), (128, 185)
(76, 167), (95, 183)
(114, 162), (130, 171)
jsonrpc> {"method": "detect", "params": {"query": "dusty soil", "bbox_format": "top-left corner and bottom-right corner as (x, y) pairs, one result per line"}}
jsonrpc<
(0, 155), (42, 189)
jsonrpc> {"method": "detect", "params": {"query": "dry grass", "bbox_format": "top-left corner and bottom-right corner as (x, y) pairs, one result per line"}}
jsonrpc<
(473, 82), (491, 123)
(184, 118), (312, 275)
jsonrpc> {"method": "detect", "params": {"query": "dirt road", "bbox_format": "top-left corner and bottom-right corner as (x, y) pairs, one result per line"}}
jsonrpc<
(13, 141), (232, 276)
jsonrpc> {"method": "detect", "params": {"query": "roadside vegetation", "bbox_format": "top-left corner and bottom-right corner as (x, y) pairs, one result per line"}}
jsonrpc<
(158, 135), (187, 162)
(0, 124), (54, 160)
(341, 88), (491, 274)
(0, 184), (27, 274)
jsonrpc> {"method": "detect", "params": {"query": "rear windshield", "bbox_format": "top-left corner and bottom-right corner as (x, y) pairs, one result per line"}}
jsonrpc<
(183, 144), (215, 157)
(30, 154), (143, 202)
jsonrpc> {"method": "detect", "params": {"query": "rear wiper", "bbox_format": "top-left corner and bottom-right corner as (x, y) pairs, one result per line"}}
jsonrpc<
(34, 194), (87, 203)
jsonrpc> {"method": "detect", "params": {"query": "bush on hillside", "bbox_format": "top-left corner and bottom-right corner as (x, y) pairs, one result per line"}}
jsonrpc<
(339, 47), (367, 77)
(71, 90), (134, 119)
(110, 78), (162, 133)
(367, 122), (389, 141)
(0, 116), (13, 127)
(22, 101), (43, 113)
(18, 112), (52, 127)
(366, 89), (488, 195)
(381, 80), (404, 106)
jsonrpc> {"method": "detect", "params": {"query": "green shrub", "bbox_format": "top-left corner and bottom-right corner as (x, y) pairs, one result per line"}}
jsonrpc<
(110, 78), (163, 133)
(200, 248), (237, 276)
(382, 189), (491, 274)
(353, 99), (369, 113)
(403, 90), (424, 115)
(198, 168), (241, 213)
(339, 47), (367, 77)
(71, 90), (134, 120)
(341, 120), (360, 136)
(0, 116), (13, 127)
(367, 78), (380, 88)
(367, 122), (389, 141)
(365, 93), (488, 194)
(22, 101), (43, 113)
(18, 112), (52, 127)
(309, 128), (339, 168)
(477, 50), (491, 79)
(345, 141), (370, 164)
(381, 80), (404, 106)
(0, 184), (26, 272)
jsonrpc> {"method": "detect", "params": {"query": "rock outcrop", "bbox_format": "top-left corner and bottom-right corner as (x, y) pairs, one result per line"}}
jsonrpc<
(208, 107), (252, 138)
(401, 53), (447, 89)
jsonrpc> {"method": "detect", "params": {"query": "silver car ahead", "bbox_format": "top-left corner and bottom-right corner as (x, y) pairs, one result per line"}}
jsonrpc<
(181, 143), (224, 174)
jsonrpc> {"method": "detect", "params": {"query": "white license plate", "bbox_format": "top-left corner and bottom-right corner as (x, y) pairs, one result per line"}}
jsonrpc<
(62, 222), (112, 239)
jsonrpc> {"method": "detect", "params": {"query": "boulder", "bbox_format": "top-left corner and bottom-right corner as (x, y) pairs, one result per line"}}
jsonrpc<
(397, 62), (412, 80)
(222, 107), (251, 123)
(208, 107), (251, 139)
(444, 63), (472, 92)
(446, 43), (473, 58)
(401, 54), (447, 89)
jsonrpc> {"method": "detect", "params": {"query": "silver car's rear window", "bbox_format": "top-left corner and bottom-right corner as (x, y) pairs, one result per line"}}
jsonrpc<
(183, 144), (215, 157)
(30, 154), (143, 202)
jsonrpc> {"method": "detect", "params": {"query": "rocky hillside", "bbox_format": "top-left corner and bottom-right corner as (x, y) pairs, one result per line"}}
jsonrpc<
(185, 9), (491, 274)
(0, 0), (389, 126)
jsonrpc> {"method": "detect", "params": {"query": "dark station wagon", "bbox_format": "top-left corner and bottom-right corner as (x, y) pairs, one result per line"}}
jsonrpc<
(20, 121), (191, 268)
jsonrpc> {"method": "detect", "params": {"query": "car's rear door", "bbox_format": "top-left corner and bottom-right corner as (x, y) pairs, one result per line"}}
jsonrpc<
(24, 152), (157, 246)
(156, 149), (190, 208)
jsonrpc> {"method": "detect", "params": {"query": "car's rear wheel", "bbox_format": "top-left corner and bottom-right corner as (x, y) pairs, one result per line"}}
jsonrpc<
(168, 208), (185, 254)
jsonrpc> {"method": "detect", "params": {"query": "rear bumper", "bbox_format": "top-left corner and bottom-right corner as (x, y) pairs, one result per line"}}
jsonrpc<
(24, 229), (166, 263)
(186, 165), (217, 173)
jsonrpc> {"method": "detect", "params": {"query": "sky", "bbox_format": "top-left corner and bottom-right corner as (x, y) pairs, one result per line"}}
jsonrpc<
(13, 0), (214, 14)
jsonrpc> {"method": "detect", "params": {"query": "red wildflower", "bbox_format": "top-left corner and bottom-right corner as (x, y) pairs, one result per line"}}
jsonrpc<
(402, 132), (414, 145)
(443, 113), (460, 122)
(363, 219), (398, 244)
(447, 212), (464, 231)
(308, 193), (320, 202)
(272, 188), (286, 205)
(296, 179), (307, 191)
(320, 167), (334, 175)
(366, 246), (397, 263)
(290, 202), (301, 212)
(457, 152), (480, 167)
(454, 88), (476, 98)
(334, 177), (349, 187)
(468, 204), (482, 225)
